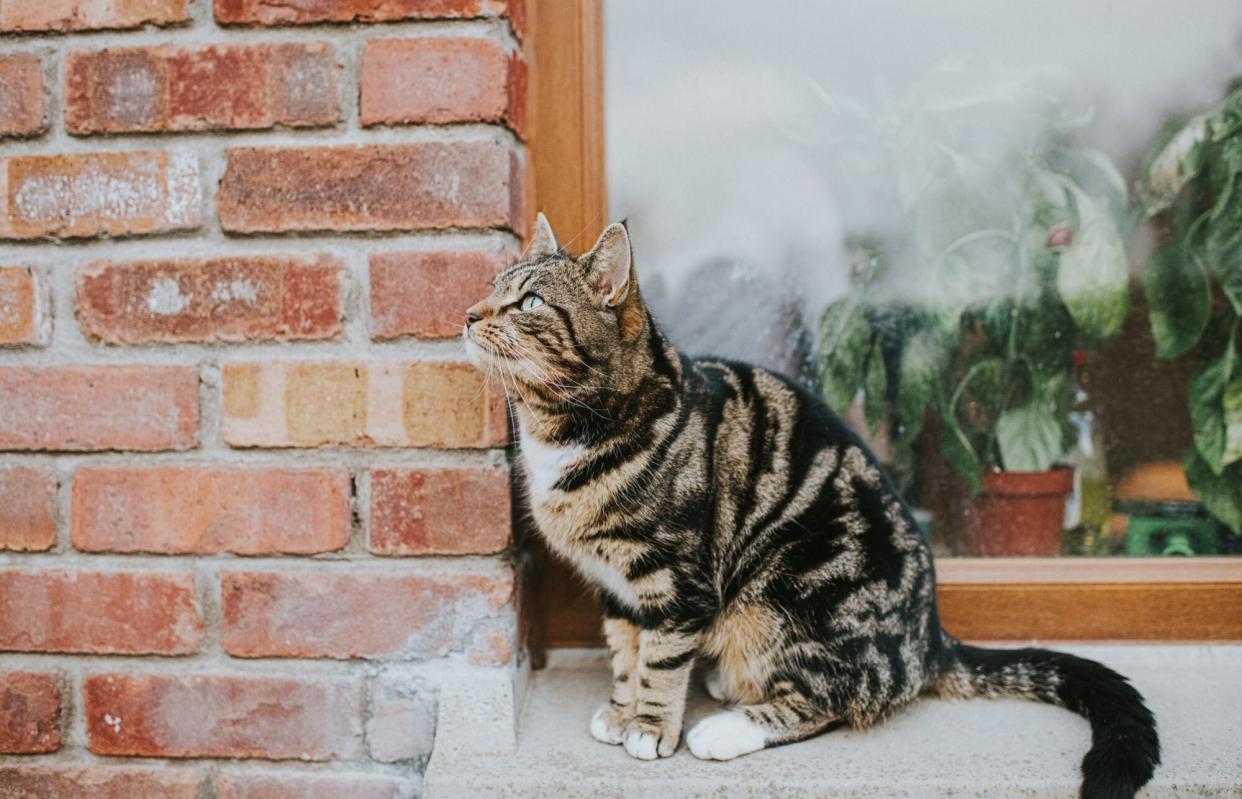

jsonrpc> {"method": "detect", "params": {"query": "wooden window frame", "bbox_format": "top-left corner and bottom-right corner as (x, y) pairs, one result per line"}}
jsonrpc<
(524, 0), (1242, 659)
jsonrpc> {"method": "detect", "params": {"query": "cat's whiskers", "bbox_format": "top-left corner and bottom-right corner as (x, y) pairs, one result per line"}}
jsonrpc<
(494, 343), (556, 439)
(500, 337), (612, 420)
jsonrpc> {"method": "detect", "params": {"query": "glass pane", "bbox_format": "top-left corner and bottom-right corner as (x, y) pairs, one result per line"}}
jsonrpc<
(605, 0), (1242, 557)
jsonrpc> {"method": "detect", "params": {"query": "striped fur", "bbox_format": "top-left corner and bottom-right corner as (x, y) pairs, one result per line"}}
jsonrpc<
(464, 215), (1159, 797)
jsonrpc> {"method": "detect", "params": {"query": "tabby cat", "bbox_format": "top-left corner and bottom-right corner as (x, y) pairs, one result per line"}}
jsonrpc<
(464, 213), (1159, 799)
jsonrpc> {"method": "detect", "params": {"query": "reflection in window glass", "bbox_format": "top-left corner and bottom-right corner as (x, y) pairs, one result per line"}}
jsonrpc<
(605, 0), (1242, 557)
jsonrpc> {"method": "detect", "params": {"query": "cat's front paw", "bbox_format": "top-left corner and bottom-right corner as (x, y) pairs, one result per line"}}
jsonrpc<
(589, 703), (628, 745)
(622, 718), (680, 760)
(687, 711), (768, 761)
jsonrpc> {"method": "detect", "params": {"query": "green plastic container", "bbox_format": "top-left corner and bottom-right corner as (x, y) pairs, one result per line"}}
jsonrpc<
(1115, 499), (1220, 556)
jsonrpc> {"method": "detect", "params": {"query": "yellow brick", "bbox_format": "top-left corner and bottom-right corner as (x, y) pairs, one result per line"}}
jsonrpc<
(287, 363), (368, 445)
(403, 362), (485, 447)
(222, 363), (261, 418)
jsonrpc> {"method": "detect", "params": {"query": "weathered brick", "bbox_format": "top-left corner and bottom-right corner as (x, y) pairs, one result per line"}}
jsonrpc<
(221, 361), (507, 449)
(0, 466), (56, 552)
(215, 0), (501, 26)
(84, 673), (361, 760)
(0, 0), (189, 32)
(367, 676), (435, 763)
(0, 366), (199, 452)
(0, 767), (201, 798)
(76, 255), (344, 344)
(0, 150), (199, 240)
(361, 38), (526, 136)
(0, 54), (46, 137)
(370, 466), (511, 555)
(221, 569), (514, 660)
(370, 250), (510, 340)
(218, 772), (407, 799)
(66, 44), (340, 134)
(72, 467), (350, 555)
(217, 142), (522, 234)
(0, 672), (60, 754)
(0, 267), (39, 346)
(0, 570), (202, 655)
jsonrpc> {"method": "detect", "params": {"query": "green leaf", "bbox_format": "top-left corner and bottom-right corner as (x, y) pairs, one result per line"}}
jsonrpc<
(1020, 295), (1076, 375)
(1204, 184), (1242, 314)
(939, 410), (982, 494)
(1141, 114), (1211, 215)
(1189, 342), (1240, 474)
(1142, 245), (1211, 359)
(863, 346), (887, 435)
(1184, 447), (1242, 532)
(1051, 149), (1128, 226)
(1056, 189), (1130, 341)
(819, 298), (872, 412)
(1224, 377), (1242, 468)
(996, 400), (1063, 472)
(896, 330), (942, 440)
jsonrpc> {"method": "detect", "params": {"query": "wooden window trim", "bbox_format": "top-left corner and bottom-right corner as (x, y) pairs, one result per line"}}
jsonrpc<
(524, 0), (1242, 659)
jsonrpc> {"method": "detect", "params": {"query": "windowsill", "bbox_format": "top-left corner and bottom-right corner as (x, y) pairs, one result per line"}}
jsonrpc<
(425, 645), (1241, 798)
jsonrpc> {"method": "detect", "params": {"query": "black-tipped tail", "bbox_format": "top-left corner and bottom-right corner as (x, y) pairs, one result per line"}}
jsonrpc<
(944, 643), (1160, 799)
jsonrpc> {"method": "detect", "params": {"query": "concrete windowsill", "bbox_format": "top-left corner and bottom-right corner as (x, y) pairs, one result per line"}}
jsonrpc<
(425, 645), (1241, 798)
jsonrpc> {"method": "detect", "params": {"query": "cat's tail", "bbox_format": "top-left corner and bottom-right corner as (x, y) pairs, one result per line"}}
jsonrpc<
(936, 642), (1160, 799)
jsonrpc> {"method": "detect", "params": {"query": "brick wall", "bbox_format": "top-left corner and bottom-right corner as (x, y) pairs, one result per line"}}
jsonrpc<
(0, 2), (527, 796)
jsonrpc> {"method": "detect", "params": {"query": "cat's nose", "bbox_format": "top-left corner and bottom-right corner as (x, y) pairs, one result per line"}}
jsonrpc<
(466, 308), (482, 325)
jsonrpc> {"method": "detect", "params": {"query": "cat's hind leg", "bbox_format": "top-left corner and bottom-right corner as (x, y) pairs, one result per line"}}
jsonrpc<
(687, 689), (837, 761)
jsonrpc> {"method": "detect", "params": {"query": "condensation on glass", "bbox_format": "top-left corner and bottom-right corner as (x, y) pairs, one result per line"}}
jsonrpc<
(604, 0), (1242, 557)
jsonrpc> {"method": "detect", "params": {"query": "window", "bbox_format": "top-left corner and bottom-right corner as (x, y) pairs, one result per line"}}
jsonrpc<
(526, 0), (1242, 655)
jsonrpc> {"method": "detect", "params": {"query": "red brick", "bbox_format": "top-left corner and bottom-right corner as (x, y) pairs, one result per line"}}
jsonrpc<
(66, 44), (339, 135)
(0, 767), (201, 798)
(361, 38), (525, 136)
(84, 673), (361, 760)
(370, 250), (511, 340)
(0, 267), (39, 345)
(215, 0), (499, 25)
(0, 466), (55, 552)
(219, 773), (406, 799)
(72, 467), (350, 555)
(221, 569), (514, 660)
(0, 54), (46, 137)
(0, 570), (202, 655)
(0, 366), (199, 452)
(0, 150), (199, 240)
(0, 0), (188, 32)
(76, 255), (344, 344)
(0, 672), (60, 754)
(370, 466), (510, 555)
(217, 142), (523, 234)
(221, 361), (507, 448)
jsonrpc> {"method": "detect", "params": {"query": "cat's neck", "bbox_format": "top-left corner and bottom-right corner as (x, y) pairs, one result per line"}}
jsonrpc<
(513, 312), (682, 447)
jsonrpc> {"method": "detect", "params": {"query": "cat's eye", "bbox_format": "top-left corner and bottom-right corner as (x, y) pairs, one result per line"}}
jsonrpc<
(519, 294), (545, 311)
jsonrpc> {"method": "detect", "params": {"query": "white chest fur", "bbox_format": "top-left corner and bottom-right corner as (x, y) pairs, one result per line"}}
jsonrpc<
(517, 420), (641, 610)
(517, 420), (585, 505)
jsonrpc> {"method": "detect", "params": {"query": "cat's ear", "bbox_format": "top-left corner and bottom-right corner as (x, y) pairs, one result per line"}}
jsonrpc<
(527, 212), (560, 260)
(586, 222), (632, 307)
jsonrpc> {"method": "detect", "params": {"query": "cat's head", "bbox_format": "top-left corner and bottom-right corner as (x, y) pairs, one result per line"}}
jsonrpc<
(464, 213), (649, 402)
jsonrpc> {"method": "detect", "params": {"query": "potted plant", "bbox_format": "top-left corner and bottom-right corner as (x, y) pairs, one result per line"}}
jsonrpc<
(816, 63), (1131, 554)
(1137, 81), (1242, 533)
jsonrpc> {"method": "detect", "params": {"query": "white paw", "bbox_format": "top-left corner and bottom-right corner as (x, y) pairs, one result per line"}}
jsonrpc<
(590, 705), (624, 745)
(687, 711), (768, 761)
(704, 669), (726, 702)
(624, 728), (660, 760)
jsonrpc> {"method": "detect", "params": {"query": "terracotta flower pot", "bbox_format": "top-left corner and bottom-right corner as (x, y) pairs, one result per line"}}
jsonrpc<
(962, 467), (1074, 556)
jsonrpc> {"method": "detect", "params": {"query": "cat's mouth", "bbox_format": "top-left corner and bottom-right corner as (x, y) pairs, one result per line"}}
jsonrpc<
(464, 327), (525, 370)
